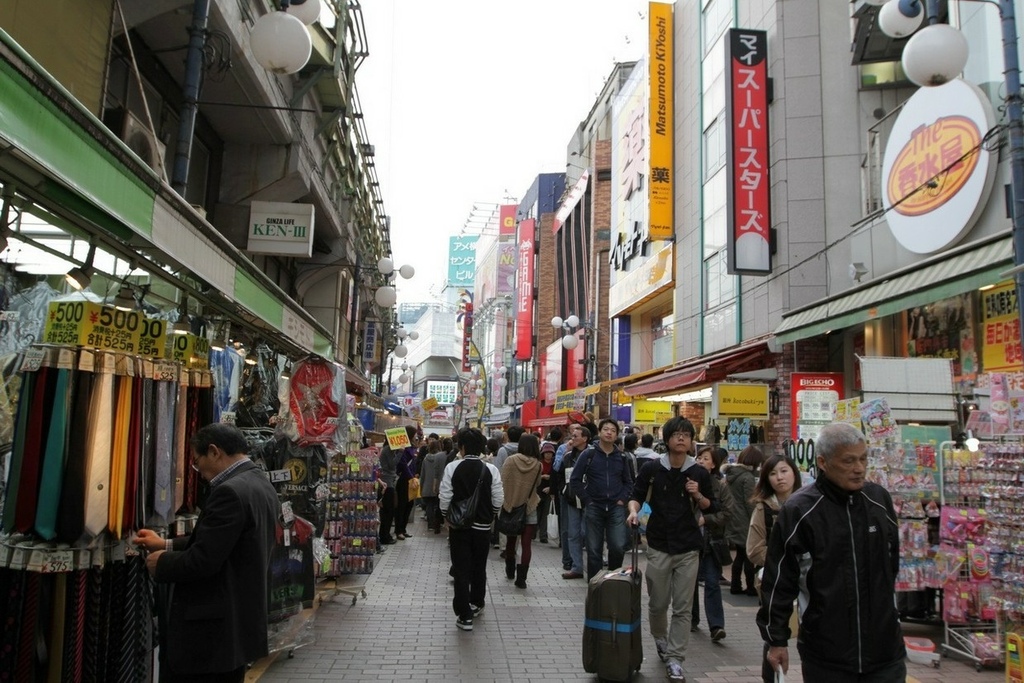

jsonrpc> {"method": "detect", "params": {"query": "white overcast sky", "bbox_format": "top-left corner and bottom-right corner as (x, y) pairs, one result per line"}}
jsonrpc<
(354, 0), (651, 302)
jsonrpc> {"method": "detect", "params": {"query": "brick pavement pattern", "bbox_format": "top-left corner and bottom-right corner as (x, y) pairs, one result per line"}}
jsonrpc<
(256, 515), (1003, 682)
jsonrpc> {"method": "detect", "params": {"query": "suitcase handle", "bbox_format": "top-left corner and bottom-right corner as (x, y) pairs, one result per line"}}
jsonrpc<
(630, 523), (640, 573)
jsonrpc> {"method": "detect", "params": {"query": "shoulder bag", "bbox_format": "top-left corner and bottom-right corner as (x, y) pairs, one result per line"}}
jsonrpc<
(447, 464), (488, 529)
(496, 466), (541, 536)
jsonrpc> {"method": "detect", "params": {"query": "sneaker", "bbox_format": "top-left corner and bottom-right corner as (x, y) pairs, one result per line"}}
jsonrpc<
(655, 638), (669, 662)
(690, 623), (699, 632)
(456, 617), (473, 631)
(470, 603), (484, 618)
(666, 659), (686, 682)
(711, 627), (727, 642)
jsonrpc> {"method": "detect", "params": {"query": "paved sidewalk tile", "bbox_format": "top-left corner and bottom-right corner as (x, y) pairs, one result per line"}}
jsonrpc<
(254, 516), (1003, 682)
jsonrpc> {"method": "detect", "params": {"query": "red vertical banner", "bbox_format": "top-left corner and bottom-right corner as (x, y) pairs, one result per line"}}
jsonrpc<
(499, 204), (518, 238)
(725, 28), (771, 275)
(515, 219), (536, 361)
(461, 303), (474, 372)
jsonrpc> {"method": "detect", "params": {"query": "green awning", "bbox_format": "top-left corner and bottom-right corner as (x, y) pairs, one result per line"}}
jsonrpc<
(775, 236), (1012, 343)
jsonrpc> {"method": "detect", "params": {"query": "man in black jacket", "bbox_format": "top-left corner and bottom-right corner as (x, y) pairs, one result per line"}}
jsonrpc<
(627, 416), (713, 682)
(134, 423), (280, 683)
(757, 422), (905, 681)
(439, 427), (504, 631)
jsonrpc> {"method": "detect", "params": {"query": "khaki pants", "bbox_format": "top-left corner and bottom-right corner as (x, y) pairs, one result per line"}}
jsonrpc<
(644, 547), (700, 662)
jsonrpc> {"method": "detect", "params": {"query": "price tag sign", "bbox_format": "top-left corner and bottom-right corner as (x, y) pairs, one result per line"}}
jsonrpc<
(269, 469), (292, 483)
(191, 335), (210, 369)
(80, 303), (145, 353)
(20, 347), (46, 373)
(385, 427), (411, 449)
(169, 333), (195, 365)
(27, 549), (45, 573)
(281, 501), (295, 524)
(153, 361), (178, 383)
(136, 316), (168, 358)
(421, 397), (439, 411)
(43, 300), (89, 345)
(41, 550), (74, 573)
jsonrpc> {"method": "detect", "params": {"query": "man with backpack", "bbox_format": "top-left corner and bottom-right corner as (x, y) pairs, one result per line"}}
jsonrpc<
(439, 427), (504, 632)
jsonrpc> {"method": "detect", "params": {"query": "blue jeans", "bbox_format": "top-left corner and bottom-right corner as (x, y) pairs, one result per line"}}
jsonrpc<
(561, 496), (584, 574)
(691, 550), (725, 629)
(584, 502), (627, 581)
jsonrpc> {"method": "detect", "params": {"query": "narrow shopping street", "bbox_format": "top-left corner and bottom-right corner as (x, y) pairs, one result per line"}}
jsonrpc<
(252, 514), (999, 683)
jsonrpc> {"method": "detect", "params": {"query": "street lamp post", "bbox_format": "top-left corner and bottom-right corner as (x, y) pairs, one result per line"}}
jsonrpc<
(876, 0), (1024, 363)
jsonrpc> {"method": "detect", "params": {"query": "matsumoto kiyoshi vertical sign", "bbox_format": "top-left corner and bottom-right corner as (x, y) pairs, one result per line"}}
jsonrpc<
(725, 29), (771, 275)
(247, 201), (315, 257)
(648, 1), (674, 241)
(514, 219), (536, 362)
(448, 235), (478, 288)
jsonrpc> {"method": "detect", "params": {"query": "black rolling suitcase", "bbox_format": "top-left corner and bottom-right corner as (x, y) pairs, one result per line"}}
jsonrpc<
(582, 529), (642, 681)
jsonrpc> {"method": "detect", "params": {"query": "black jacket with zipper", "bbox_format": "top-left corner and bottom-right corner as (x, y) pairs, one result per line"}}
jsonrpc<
(755, 475), (905, 674)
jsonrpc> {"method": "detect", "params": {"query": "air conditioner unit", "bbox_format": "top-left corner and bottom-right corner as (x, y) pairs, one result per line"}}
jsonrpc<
(122, 111), (166, 174)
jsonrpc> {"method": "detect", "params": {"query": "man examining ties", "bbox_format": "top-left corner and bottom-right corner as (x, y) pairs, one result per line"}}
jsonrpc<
(570, 418), (634, 582)
(626, 416), (713, 683)
(439, 427), (504, 632)
(757, 422), (905, 682)
(134, 423), (280, 683)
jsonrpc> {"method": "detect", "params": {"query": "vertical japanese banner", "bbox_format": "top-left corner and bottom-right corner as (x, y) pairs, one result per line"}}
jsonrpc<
(514, 219), (536, 361)
(725, 28), (771, 275)
(461, 303), (474, 372)
(362, 321), (380, 365)
(981, 281), (1022, 372)
(648, 1), (674, 241)
(499, 204), (518, 238)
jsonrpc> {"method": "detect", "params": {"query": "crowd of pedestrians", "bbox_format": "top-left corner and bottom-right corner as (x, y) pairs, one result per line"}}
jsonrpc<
(372, 417), (905, 683)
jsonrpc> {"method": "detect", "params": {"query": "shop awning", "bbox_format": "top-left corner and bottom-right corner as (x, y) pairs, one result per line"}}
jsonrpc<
(775, 235), (1012, 343)
(345, 370), (371, 394)
(527, 415), (572, 428)
(622, 342), (773, 399)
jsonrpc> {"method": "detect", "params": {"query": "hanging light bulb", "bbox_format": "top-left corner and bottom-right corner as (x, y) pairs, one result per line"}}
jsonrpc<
(401, 362), (409, 371)
(377, 257), (395, 275)
(375, 285), (397, 308)
(551, 316), (564, 329)
(399, 264), (415, 279)
(562, 334), (579, 350)
(565, 314), (580, 328)
(396, 328), (408, 340)
(249, 10), (312, 75)
(393, 344), (408, 358)
(408, 331), (420, 341)
(284, 0), (321, 25)
(398, 373), (409, 384)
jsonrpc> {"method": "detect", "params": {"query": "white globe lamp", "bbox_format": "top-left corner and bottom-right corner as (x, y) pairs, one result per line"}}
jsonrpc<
(565, 314), (580, 328)
(399, 264), (416, 279)
(902, 23), (968, 87)
(393, 344), (408, 358)
(562, 335), (579, 350)
(250, 12), (311, 75)
(396, 328), (408, 340)
(374, 285), (397, 308)
(398, 373), (409, 384)
(377, 257), (394, 275)
(285, 0), (321, 25)
(475, 388), (484, 397)
(408, 331), (420, 341)
(551, 316), (563, 329)
(878, 0), (923, 39)
(496, 377), (507, 387)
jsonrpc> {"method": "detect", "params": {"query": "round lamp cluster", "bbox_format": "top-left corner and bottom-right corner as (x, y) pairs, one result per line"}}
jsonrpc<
(552, 314), (583, 350)
(873, 0), (970, 87)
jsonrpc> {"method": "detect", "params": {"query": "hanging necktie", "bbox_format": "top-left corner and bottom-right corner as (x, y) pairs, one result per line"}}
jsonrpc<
(56, 360), (94, 543)
(15, 364), (55, 532)
(35, 363), (73, 540)
(61, 568), (87, 683)
(108, 373), (132, 537)
(2, 366), (34, 534)
(83, 358), (114, 538)
(173, 383), (187, 514)
(114, 556), (141, 683)
(0, 567), (23, 681)
(153, 380), (175, 525)
(14, 571), (41, 681)
(135, 375), (155, 530)
(183, 381), (200, 512)
(121, 369), (143, 534)
(105, 559), (127, 681)
(45, 572), (67, 683)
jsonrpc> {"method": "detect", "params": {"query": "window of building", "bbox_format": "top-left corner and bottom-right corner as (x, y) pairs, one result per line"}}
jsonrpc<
(703, 249), (735, 310)
(703, 116), (725, 177)
(651, 313), (673, 368)
(702, 170), (727, 259)
(702, 0), (732, 56)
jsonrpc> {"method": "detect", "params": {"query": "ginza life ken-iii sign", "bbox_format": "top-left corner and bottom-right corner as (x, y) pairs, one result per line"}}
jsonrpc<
(247, 201), (315, 257)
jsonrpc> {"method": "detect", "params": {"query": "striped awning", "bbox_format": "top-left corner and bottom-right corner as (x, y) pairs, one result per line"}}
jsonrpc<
(775, 235), (1012, 343)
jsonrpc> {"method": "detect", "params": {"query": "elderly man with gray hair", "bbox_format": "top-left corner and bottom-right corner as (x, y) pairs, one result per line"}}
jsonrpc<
(756, 422), (906, 682)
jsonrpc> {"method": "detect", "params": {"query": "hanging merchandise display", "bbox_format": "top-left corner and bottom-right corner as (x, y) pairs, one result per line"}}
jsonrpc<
(209, 344), (242, 423)
(938, 441), (1021, 670)
(281, 356), (346, 447)
(236, 343), (280, 428)
(251, 436), (329, 533)
(320, 447), (379, 577)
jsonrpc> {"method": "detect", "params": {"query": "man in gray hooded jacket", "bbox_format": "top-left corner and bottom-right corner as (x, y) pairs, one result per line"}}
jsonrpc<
(627, 416), (716, 683)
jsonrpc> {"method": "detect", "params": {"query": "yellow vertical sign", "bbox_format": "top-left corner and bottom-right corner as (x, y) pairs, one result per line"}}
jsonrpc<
(981, 280), (1022, 372)
(648, 1), (674, 241)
